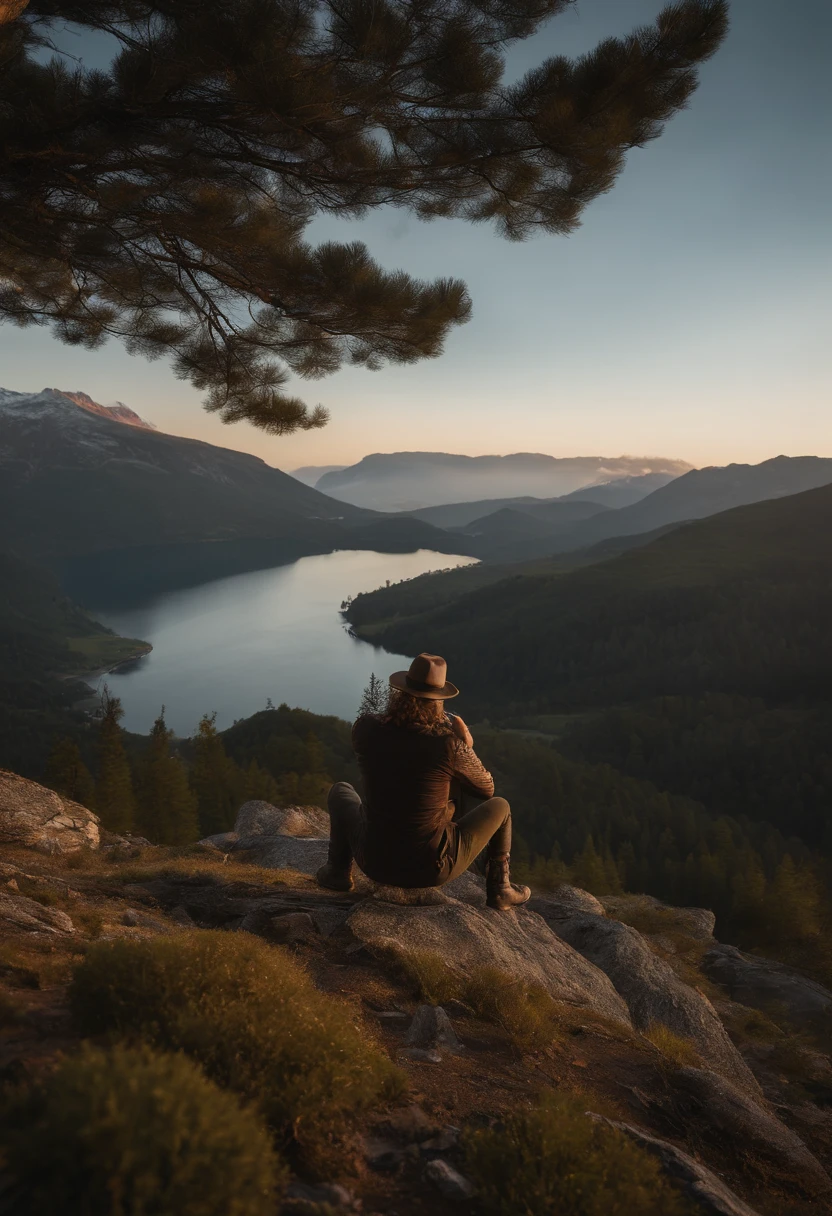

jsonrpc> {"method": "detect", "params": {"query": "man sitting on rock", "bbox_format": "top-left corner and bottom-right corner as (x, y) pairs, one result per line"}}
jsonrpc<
(316, 654), (530, 911)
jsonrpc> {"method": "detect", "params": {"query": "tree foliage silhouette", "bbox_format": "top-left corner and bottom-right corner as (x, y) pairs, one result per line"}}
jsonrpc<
(1, 0), (728, 431)
(190, 713), (239, 836)
(358, 673), (388, 718)
(45, 735), (95, 808)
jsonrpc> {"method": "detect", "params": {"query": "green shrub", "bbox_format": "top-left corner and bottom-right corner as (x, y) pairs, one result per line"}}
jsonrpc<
(70, 931), (404, 1143)
(0, 1043), (282, 1216)
(465, 1090), (695, 1216)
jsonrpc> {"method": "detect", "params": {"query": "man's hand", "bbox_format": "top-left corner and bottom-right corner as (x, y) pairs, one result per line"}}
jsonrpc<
(450, 714), (474, 748)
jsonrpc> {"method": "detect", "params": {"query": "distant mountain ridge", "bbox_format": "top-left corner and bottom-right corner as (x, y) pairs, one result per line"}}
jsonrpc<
(0, 388), (483, 597)
(316, 451), (692, 511)
(548, 455), (832, 553)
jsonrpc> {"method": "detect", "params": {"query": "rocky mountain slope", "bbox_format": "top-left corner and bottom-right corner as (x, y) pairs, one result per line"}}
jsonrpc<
(1, 769), (831, 1215)
(315, 453), (692, 512)
(0, 387), (371, 564)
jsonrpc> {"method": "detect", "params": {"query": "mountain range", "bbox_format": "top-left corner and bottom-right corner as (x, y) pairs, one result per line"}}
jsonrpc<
(0, 388), (478, 594)
(312, 451), (691, 511)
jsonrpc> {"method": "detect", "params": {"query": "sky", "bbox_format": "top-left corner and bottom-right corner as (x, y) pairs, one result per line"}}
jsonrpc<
(2, 0), (830, 472)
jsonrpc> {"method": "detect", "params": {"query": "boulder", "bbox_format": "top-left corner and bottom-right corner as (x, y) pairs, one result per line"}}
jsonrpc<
(238, 909), (318, 944)
(424, 1159), (474, 1200)
(240, 835), (329, 874)
(702, 944), (832, 1029)
(539, 905), (760, 1095)
(406, 1004), (461, 1053)
(345, 897), (633, 1028)
(0, 769), (99, 853)
(530, 884), (605, 919)
(671, 1067), (832, 1198)
(589, 1115), (760, 1216)
(234, 800), (329, 839)
(0, 889), (74, 936)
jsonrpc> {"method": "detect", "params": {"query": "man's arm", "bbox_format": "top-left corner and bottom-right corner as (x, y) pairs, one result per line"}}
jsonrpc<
(451, 737), (495, 800)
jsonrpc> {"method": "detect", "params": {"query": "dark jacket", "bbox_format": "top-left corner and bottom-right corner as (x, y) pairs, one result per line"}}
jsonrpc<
(352, 714), (494, 883)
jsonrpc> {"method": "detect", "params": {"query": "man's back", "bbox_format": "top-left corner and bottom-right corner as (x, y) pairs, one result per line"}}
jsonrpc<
(352, 714), (493, 880)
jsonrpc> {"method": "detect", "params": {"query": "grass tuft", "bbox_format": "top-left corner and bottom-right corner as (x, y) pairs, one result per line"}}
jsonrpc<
(643, 1022), (701, 1068)
(70, 930), (405, 1147)
(0, 1042), (282, 1216)
(464, 1089), (696, 1215)
(388, 948), (563, 1052)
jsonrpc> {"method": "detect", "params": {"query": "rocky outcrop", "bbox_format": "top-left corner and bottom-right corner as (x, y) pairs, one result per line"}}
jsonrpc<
(588, 1115), (760, 1216)
(0, 769), (99, 853)
(671, 1067), (832, 1198)
(534, 892), (760, 1095)
(601, 893), (716, 941)
(234, 800), (329, 840)
(702, 944), (832, 1029)
(0, 889), (74, 936)
(345, 896), (633, 1029)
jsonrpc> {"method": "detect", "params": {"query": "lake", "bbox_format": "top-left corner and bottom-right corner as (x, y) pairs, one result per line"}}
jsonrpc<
(89, 549), (477, 735)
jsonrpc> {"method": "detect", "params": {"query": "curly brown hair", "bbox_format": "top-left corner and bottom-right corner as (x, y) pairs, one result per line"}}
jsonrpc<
(384, 688), (453, 736)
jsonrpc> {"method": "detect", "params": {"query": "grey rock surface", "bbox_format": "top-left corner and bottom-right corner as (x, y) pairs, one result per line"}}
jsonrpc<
(240, 835), (329, 873)
(672, 1067), (832, 1197)
(589, 1115), (760, 1216)
(0, 889), (74, 935)
(406, 1004), (461, 1052)
(345, 897), (633, 1028)
(702, 944), (832, 1028)
(530, 885), (606, 919)
(239, 909), (318, 944)
(545, 909), (760, 1094)
(424, 1159), (474, 1200)
(0, 769), (99, 853)
(284, 1181), (358, 1210)
(234, 800), (329, 839)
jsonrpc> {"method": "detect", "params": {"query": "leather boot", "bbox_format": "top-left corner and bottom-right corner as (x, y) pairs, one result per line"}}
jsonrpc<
(315, 861), (354, 892)
(485, 854), (530, 911)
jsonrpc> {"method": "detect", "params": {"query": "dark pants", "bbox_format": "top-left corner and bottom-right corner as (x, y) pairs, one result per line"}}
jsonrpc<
(326, 781), (512, 888)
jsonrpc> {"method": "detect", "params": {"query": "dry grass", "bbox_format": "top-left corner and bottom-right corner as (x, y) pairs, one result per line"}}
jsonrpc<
(383, 947), (565, 1053)
(643, 1023), (701, 1068)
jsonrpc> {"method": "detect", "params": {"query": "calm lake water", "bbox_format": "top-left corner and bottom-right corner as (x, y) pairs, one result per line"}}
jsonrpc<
(90, 549), (476, 735)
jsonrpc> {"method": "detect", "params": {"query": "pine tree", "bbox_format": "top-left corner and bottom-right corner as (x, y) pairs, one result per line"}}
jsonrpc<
(136, 709), (199, 845)
(570, 837), (609, 895)
(242, 759), (280, 805)
(45, 736), (95, 808)
(1, 1), (728, 432)
(190, 713), (240, 837)
(358, 674), (388, 719)
(94, 687), (135, 833)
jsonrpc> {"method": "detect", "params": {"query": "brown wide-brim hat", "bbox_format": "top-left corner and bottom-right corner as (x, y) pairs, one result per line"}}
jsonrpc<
(389, 652), (459, 700)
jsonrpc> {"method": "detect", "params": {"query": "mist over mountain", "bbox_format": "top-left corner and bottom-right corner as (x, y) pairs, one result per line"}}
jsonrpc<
(290, 464), (347, 486)
(548, 455), (832, 553)
(315, 451), (692, 511)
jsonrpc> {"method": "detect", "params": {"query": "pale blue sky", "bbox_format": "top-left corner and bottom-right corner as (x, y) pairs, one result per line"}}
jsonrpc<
(2, 0), (829, 471)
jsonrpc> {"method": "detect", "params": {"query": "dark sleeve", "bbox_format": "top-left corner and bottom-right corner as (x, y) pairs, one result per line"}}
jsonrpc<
(352, 715), (371, 755)
(450, 738), (495, 799)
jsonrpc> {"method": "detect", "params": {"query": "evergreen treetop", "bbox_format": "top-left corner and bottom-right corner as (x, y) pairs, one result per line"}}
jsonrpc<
(136, 708), (199, 845)
(94, 685), (135, 832)
(358, 672), (388, 718)
(1, 0), (728, 432)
